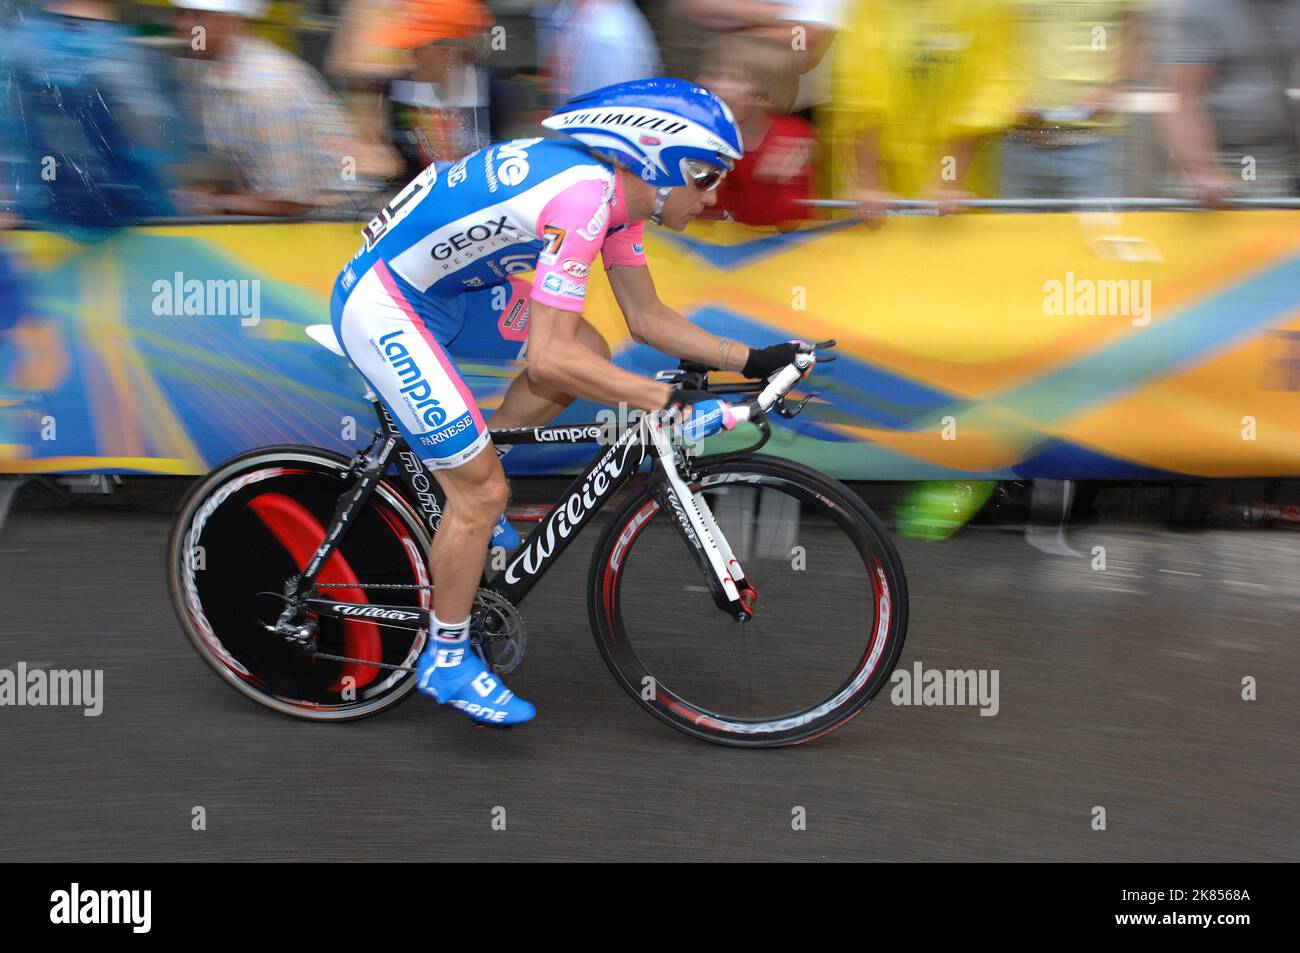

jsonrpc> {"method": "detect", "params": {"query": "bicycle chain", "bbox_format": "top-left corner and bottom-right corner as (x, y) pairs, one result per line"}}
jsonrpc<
(312, 582), (434, 590)
(308, 652), (416, 673)
(297, 583), (522, 675)
(307, 627), (511, 674)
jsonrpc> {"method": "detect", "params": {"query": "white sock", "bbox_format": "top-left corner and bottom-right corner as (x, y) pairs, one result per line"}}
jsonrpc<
(431, 613), (469, 645)
(427, 614), (471, 671)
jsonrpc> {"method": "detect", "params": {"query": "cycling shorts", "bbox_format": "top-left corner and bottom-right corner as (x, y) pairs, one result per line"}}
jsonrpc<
(330, 260), (529, 470)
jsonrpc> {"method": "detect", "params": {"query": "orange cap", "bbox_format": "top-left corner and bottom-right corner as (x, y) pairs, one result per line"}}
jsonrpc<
(369, 0), (491, 49)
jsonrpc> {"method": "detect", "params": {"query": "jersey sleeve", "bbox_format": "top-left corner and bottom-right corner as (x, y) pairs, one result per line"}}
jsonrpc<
(530, 177), (611, 313)
(601, 221), (647, 270)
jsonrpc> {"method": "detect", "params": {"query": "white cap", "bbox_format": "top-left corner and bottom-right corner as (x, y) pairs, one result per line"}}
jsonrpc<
(170, 0), (267, 17)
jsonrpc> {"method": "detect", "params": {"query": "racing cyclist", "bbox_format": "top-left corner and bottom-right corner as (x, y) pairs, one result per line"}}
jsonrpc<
(330, 78), (804, 727)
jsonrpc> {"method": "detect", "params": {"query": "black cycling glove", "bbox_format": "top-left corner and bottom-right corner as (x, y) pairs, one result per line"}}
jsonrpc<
(742, 342), (803, 380)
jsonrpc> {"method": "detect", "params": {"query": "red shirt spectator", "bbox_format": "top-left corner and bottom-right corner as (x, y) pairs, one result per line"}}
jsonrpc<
(715, 113), (817, 226)
(698, 34), (818, 228)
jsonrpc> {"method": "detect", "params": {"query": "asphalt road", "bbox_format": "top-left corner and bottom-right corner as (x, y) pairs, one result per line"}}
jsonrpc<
(1, 491), (1297, 862)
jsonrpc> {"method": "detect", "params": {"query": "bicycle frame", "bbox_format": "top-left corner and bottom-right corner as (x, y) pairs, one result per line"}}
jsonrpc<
(293, 396), (760, 637)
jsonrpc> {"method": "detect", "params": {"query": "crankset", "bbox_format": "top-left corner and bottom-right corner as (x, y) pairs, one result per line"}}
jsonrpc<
(469, 588), (527, 675)
(254, 583), (526, 676)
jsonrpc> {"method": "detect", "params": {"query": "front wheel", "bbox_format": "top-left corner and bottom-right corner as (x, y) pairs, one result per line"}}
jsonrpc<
(588, 456), (908, 747)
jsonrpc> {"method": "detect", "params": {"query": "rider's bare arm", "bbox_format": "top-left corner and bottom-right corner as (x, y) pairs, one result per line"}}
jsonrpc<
(526, 298), (671, 411)
(607, 263), (752, 373)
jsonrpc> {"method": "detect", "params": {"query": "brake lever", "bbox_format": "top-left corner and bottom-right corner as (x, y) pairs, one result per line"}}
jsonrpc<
(773, 392), (817, 418)
(803, 339), (838, 363)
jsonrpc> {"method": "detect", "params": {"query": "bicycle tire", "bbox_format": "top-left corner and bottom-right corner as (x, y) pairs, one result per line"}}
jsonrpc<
(587, 454), (908, 747)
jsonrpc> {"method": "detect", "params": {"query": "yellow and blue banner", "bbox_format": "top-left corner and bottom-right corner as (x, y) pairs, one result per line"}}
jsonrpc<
(1, 211), (1298, 478)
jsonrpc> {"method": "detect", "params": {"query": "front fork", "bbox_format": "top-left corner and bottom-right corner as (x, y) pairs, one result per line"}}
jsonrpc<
(646, 418), (758, 622)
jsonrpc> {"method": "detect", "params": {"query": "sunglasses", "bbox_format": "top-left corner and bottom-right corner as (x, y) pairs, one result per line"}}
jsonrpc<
(684, 160), (727, 192)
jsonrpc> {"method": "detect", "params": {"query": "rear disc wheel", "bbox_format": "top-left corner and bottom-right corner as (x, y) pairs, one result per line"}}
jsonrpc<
(167, 446), (432, 721)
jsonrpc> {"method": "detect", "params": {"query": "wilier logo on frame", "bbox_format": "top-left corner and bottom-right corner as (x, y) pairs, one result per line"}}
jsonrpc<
(50, 884), (151, 933)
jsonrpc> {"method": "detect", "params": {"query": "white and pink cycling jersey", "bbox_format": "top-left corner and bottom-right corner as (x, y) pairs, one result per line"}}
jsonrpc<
(337, 137), (646, 312)
(330, 137), (647, 469)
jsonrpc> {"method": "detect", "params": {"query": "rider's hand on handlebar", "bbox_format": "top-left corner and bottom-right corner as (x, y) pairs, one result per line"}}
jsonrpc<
(742, 342), (806, 381)
(664, 388), (738, 441)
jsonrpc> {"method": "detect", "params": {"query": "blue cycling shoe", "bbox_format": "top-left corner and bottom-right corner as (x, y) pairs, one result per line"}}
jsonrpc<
(491, 514), (521, 553)
(415, 637), (535, 726)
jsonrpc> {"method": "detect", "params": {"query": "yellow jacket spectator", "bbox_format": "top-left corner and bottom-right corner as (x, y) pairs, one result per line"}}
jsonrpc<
(825, 0), (1025, 210)
(1001, 0), (1147, 200)
(826, 0), (1025, 541)
(1011, 0), (1145, 129)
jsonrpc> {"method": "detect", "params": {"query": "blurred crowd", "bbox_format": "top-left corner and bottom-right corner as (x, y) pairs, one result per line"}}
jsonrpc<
(0, 0), (1297, 233)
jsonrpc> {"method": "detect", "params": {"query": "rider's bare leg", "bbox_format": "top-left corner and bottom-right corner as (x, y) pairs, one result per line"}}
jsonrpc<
(487, 318), (610, 430)
(416, 444), (532, 723)
(427, 446), (508, 623)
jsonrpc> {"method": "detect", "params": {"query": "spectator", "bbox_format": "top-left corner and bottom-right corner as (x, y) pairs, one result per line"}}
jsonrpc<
(1159, 0), (1300, 207)
(648, 0), (845, 115)
(0, 206), (66, 467)
(0, 0), (181, 233)
(698, 34), (817, 227)
(0, 240), (29, 466)
(325, 0), (410, 85)
(0, 241), (66, 405)
(1001, 1), (1148, 201)
(171, 0), (387, 216)
(370, 0), (493, 181)
(827, 0), (1024, 540)
(826, 0), (1025, 222)
(534, 0), (663, 107)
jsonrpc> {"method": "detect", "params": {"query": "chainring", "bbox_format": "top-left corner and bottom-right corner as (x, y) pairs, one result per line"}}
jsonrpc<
(470, 588), (527, 676)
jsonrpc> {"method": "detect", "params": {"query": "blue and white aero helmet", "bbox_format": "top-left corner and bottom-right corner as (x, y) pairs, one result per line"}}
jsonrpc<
(542, 77), (744, 188)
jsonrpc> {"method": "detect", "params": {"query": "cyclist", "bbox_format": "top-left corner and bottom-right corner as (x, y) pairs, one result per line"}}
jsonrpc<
(330, 78), (804, 727)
